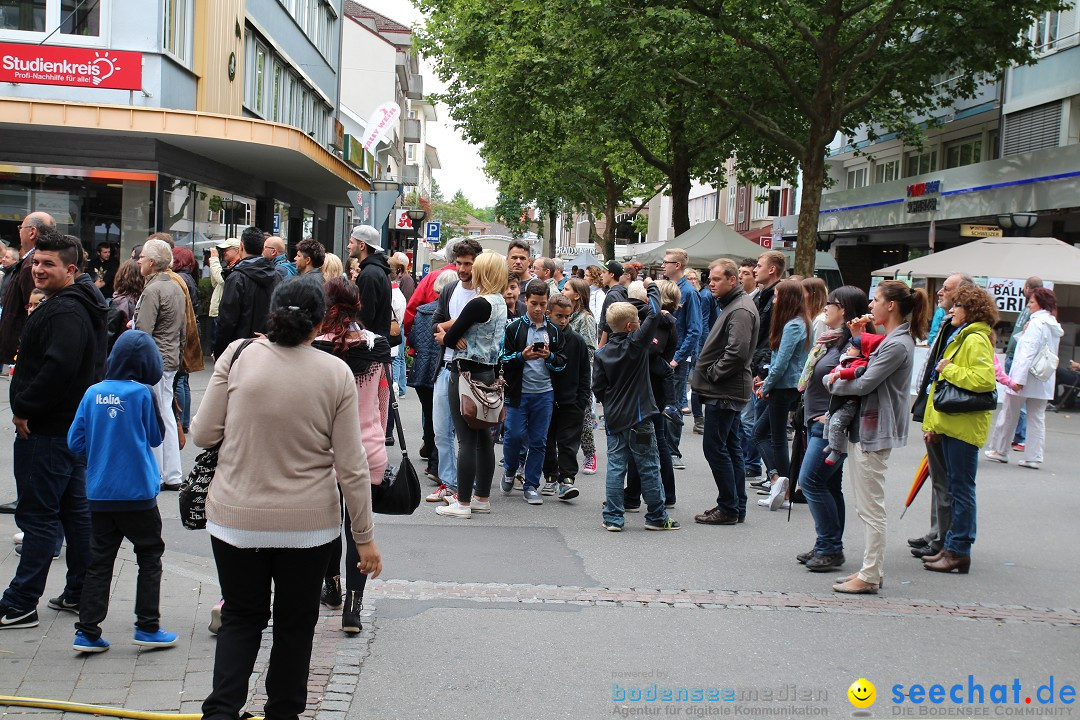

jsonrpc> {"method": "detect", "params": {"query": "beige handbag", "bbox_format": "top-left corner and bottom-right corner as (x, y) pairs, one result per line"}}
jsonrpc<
(458, 370), (506, 429)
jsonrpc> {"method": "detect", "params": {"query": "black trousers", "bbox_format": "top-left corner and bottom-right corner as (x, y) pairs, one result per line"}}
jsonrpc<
(543, 404), (585, 481)
(415, 385), (439, 471)
(449, 369), (497, 503)
(75, 507), (164, 641)
(202, 538), (333, 720)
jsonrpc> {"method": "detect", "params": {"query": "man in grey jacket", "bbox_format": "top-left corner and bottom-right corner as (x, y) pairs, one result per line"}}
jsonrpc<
(134, 238), (187, 491)
(692, 259), (760, 526)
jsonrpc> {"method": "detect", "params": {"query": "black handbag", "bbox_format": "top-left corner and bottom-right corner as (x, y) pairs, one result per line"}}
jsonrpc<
(933, 379), (997, 413)
(178, 338), (255, 530)
(371, 364), (422, 515)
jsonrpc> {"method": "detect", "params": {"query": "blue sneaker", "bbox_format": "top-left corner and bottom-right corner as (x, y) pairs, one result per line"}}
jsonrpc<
(73, 631), (110, 653)
(133, 628), (178, 648)
(523, 488), (543, 505)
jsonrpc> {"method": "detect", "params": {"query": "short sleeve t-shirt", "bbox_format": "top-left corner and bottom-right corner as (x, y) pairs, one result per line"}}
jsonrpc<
(444, 283), (477, 362)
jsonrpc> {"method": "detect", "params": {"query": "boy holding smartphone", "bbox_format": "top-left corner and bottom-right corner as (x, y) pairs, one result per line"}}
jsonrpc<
(499, 280), (566, 504)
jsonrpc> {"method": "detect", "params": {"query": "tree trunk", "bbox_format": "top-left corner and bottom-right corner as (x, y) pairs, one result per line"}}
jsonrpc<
(794, 145), (827, 278)
(602, 163), (619, 261)
(546, 204), (557, 258)
(670, 160), (691, 240)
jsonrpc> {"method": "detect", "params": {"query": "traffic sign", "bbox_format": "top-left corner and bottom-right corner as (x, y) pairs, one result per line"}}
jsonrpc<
(425, 221), (441, 241)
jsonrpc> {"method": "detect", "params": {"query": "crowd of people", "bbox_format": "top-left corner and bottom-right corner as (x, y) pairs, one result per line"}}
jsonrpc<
(0, 210), (1066, 717)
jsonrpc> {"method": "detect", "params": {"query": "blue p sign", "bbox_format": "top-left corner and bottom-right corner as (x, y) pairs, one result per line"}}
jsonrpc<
(425, 221), (441, 241)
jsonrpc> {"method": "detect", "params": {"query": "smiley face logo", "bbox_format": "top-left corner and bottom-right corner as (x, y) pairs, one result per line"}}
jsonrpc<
(848, 678), (876, 709)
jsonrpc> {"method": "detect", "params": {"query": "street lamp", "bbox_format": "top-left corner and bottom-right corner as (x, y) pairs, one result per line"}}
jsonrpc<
(405, 208), (427, 280)
(219, 198), (242, 240)
(996, 212), (1040, 237)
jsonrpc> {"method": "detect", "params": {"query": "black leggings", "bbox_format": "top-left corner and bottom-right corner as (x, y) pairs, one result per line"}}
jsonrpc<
(325, 491), (367, 597)
(449, 368), (497, 503)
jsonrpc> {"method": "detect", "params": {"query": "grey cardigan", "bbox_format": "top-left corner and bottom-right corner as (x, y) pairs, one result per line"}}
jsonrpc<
(828, 322), (914, 452)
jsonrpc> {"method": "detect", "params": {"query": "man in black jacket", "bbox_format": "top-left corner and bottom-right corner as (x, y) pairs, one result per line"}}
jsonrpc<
(348, 225), (393, 340)
(1, 230), (106, 629)
(213, 226), (281, 358)
(745, 250), (785, 484)
(597, 260), (628, 347)
(0, 211), (54, 365)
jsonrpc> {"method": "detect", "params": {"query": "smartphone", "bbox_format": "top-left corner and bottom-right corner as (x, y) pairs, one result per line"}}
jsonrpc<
(532, 341), (546, 351)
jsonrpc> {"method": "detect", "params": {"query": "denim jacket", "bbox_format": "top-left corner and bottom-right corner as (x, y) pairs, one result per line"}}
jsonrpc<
(761, 318), (809, 395)
(455, 293), (506, 366)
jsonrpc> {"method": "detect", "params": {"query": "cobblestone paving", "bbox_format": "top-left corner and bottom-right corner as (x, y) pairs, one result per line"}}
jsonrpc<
(366, 579), (1080, 627)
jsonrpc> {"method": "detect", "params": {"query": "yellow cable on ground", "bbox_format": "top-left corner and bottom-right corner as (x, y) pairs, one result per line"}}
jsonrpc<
(0, 695), (264, 719)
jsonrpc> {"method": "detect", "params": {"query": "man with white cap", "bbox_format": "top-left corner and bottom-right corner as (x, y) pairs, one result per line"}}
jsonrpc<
(348, 225), (393, 341)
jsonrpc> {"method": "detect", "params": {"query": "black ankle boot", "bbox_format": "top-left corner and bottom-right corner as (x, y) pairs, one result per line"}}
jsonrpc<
(341, 591), (363, 634)
(321, 575), (342, 609)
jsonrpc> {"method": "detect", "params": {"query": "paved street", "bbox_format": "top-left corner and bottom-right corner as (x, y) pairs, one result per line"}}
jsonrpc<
(1, 365), (1077, 719)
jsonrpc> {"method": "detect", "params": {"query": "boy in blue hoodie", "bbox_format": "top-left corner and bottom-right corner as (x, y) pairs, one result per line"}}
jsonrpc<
(66, 330), (178, 653)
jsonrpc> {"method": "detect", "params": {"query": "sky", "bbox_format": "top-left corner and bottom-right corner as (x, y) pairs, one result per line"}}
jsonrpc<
(355, 0), (499, 207)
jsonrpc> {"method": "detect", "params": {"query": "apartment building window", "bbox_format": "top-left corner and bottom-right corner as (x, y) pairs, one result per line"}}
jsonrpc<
(906, 150), (937, 177)
(1030, 10), (1060, 51)
(944, 136), (982, 169)
(0, 0), (100, 36)
(163, 0), (192, 65)
(846, 167), (868, 190)
(406, 144), (416, 161)
(252, 42), (268, 115)
(874, 159), (900, 184)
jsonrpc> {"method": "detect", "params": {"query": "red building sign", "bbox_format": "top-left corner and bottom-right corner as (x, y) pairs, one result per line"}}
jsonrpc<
(0, 43), (142, 91)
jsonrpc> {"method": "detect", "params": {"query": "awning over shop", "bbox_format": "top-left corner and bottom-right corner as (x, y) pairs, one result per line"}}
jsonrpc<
(739, 226), (773, 242)
(0, 98), (367, 206)
(871, 236), (1080, 286)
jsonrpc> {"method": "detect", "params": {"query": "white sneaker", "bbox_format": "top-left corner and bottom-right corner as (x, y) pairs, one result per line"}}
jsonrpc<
(425, 484), (454, 502)
(471, 499), (492, 513)
(12, 531), (23, 545)
(767, 476), (789, 511)
(436, 501), (472, 518)
(984, 450), (1008, 463)
(1017, 460), (1040, 470)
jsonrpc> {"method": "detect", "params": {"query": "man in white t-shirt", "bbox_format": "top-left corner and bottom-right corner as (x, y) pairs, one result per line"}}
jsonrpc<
(425, 238), (483, 503)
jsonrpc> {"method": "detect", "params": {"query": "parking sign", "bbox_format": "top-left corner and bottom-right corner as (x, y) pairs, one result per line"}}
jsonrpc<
(425, 221), (441, 241)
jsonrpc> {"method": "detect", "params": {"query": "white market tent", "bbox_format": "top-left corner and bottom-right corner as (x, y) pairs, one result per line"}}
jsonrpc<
(627, 220), (767, 267)
(871, 236), (1080, 285)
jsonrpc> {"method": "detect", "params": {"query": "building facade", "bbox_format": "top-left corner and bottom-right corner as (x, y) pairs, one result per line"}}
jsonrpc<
(0, 0), (363, 261)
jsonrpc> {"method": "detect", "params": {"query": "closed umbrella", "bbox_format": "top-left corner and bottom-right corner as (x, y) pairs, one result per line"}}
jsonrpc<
(899, 454), (930, 520)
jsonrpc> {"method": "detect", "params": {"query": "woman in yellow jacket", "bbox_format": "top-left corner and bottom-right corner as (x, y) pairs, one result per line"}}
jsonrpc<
(920, 285), (998, 574)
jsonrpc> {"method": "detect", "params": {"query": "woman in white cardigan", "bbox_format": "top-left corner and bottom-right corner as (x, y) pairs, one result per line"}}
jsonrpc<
(985, 288), (1063, 469)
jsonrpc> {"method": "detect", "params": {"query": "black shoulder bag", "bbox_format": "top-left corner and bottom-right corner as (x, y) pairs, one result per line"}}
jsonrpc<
(371, 363), (422, 515)
(932, 334), (997, 413)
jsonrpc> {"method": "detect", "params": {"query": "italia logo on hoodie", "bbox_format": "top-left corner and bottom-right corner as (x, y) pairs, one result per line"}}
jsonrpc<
(96, 393), (125, 418)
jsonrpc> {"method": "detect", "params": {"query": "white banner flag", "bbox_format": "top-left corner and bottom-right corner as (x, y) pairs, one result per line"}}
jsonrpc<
(360, 101), (400, 151)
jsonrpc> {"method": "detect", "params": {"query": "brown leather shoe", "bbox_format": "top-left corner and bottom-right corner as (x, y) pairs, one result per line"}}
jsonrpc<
(921, 550), (945, 563)
(694, 508), (738, 525)
(924, 550), (971, 574)
(832, 578), (879, 594)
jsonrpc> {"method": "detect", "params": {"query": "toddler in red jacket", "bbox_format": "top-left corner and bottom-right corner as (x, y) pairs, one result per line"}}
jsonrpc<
(823, 332), (885, 465)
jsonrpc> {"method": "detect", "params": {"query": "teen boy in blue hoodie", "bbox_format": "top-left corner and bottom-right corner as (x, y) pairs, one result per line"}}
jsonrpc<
(67, 330), (178, 653)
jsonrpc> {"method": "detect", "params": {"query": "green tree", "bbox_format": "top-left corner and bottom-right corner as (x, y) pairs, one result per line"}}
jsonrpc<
(663, 0), (1062, 276)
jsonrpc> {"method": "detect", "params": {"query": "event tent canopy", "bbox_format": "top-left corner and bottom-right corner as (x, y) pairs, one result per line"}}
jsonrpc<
(626, 220), (767, 266)
(871, 237), (1080, 286)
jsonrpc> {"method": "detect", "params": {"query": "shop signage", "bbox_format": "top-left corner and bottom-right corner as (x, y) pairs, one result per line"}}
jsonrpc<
(361, 101), (400, 152)
(985, 277), (1054, 313)
(395, 209), (414, 230)
(0, 43), (142, 90)
(906, 179), (941, 214)
(960, 224), (1003, 238)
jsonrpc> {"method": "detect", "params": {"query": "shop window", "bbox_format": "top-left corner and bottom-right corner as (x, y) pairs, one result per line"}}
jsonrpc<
(163, 0), (191, 65)
(0, 0), (99, 37)
(874, 159), (900, 184)
(846, 167), (868, 190)
(905, 150), (937, 177)
(944, 136), (982, 169)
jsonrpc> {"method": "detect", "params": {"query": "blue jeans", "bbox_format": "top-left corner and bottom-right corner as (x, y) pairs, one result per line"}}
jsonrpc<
(3, 434), (91, 611)
(602, 420), (669, 527)
(1004, 356), (1026, 443)
(702, 404), (746, 517)
(666, 360), (691, 456)
(392, 352), (407, 397)
(625, 414), (676, 507)
(174, 372), (191, 431)
(799, 422), (846, 555)
(742, 395), (762, 474)
(503, 391), (554, 490)
(941, 436), (978, 556)
(753, 387), (800, 479)
(432, 367), (457, 492)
